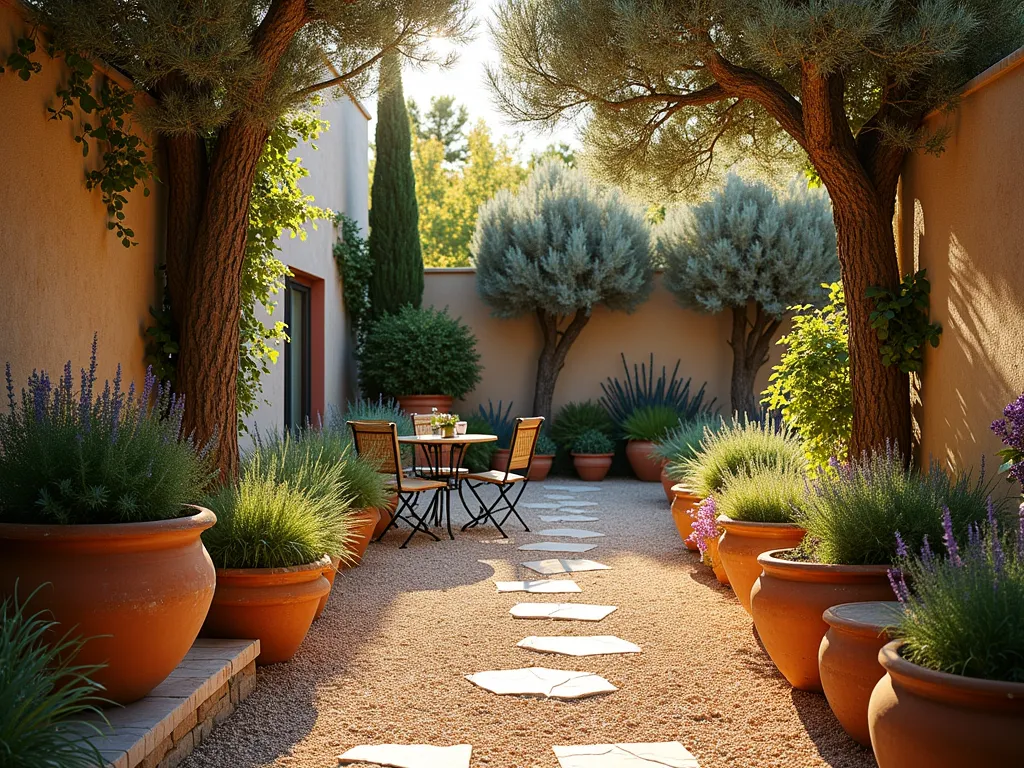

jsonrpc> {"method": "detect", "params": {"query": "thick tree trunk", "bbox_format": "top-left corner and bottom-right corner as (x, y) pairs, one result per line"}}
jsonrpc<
(532, 309), (590, 421)
(163, 134), (208, 333)
(729, 302), (781, 418)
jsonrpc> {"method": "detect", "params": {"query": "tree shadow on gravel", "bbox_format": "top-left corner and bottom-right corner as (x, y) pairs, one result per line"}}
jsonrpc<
(790, 690), (879, 768)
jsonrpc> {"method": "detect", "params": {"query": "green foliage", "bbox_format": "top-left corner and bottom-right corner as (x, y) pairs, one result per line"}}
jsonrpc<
(477, 400), (516, 448)
(535, 432), (558, 455)
(337, 397), (413, 437)
(682, 415), (807, 498)
(357, 306), (482, 400)
(763, 282), (852, 468)
(333, 213), (373, 350)
(622, 405), (682, 442)
(867, 270), (942, 373)
(717, 464), (807, 524)
(463, 414), (499, 471)
(0, 588), (107, 768)
(409, 95), (469, 165)
(2, 35), (43, 79)
(600, 353), (712, 428)
(368, 53), (424, 317)
(657, 415), (722, 480)
(550, 401), (616, 452)
(572, 428), (614, 455)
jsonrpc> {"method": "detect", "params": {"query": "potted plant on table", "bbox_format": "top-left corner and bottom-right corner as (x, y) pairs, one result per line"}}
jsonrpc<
(430, 411), (459, 438)
(571, 429), (615, 481)
(0, 347), (217, 704)
(621, 404), (684, 481)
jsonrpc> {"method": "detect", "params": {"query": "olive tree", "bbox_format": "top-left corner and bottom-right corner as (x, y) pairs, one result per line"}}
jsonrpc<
(658, 174), (838, 416)
(490, 0), (1024, 456)
(473, 161), (654, 419)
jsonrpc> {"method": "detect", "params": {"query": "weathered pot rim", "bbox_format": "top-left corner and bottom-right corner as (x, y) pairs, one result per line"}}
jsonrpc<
(879, 640), (1024, 706)
(533, 453), (555, 459)
(718, 515), (805, 534)
(0, 505), (216, 540)
(571, 452), (615, 459)
(215, 554), (332, 579)
(670, 483), (699, 496)
(757, 548), (892, 581)
(823, 601), (903, 638)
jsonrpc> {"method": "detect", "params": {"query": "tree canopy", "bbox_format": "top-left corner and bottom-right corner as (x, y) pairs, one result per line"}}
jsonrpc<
(410, 94), (470, 164)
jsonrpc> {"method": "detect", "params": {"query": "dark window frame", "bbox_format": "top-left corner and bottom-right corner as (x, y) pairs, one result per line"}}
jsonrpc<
(283, 278), (312, 430)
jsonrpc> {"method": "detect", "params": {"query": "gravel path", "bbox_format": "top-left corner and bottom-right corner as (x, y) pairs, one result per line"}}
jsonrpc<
(183, 479), (877, 768)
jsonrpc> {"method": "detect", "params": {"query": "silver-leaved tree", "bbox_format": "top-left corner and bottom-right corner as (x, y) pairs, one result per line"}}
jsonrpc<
(489, 0), (1024, 456)
(658, 174), (838, 416)
(472, 161), (654, 419)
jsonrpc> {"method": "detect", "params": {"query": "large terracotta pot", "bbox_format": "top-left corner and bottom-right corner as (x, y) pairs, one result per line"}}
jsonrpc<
(660, 467), (677, 503)
(372, 495), (399, 539)
(395, 394), (453, 416)
(625, 440), (663, 481)
(341, 507), (381, 568)
(717, 516), (806, 615)
(314, 555), (342, 620)
(868, 641), (1024, 767)
(819, 601), (902, 746)
(0, 508), (217, 704)
(572, 453), (613, 481)
(669, 484), (701, 550)
(750, 549), (894, 692)
(202, 556), (331, 665)
(705, 532), (730, 585)
(490, 448), (511, 472)
(528, 454), (554, 481)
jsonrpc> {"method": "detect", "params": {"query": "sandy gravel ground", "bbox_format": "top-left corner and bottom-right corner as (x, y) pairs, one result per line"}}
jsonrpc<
(183, 479), (877, 768)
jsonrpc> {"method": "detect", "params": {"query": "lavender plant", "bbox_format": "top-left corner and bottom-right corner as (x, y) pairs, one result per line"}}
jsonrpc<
(992, 391), (1024, 491)
(0, 339), (214, 525)
(890, 507), (1024, 682)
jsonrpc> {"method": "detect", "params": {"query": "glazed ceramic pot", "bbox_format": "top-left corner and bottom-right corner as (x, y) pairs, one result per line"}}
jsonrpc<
(669, 484), (701, 550)
(372, 495), (399, 539)
(868, 641), (1024, 767)
(342, 508), (381, 568)
(528, 454), (554, 481)
(660, 466), (676, 503)
(819, 601), (902, 746)
(395, 394), (453, 416)
(750, 549), (894, 692)
(717, 516), (806, 614)
(314, 555), (342, 620)
(0, 507), (217, 704)
(572, 453), (614, 481)
(625, 440), (663, 481)
(202, 556), (331, 665)
(490, 448), (511, 472)
(705, 532), (730, 585)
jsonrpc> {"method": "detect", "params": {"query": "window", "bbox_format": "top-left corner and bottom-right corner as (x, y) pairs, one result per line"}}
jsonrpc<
(283, 279), (311, 430)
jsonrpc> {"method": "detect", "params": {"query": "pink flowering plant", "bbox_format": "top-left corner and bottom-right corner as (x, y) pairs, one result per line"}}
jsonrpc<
(687, 496), (721, 561)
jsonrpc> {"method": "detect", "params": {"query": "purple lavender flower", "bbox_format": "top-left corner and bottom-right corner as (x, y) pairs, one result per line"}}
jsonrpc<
(895, 531), (907, 559)
(688, 496), (720, 554)
(942, 507), (961, 567)
(5, 363), (15, 413)
(888, 567), (910, 604)
(993, 390), (1024, 489)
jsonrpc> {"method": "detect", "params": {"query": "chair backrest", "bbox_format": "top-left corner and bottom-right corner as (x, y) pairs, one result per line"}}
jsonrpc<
(504, 416), (545, 475)
(348, 420), (405, 485)
(411, 414), (433, 436)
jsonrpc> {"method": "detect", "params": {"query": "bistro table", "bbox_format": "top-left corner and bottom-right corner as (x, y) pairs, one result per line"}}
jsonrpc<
(396, 433), (498, 540)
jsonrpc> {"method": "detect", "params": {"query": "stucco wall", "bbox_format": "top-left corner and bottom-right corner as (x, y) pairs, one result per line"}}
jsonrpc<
(424, 269), (779, 417)
(0, 3), (161, 391)
(896, 48), (1024, 471)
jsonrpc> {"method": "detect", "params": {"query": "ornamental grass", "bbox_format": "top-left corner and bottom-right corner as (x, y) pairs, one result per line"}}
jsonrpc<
(717, 464), (807, 524)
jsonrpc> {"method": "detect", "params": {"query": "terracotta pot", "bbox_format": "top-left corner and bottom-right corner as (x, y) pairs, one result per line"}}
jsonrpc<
(571, 453), (614, 481)
(625, 440), (663, 481)
(528, 454), (554, 481)
(660, 466), (676, 503)
(669, 484), (701, 550)
(341, 508), (381, 568)
(705, 532), (730, 585)
(490, 447), (511, 471)
(395, 394), (453, 416)
(202, 556), (331, 665)
(372, 495), (398, 539)
(869, 641), (1024, 767)
(819, 601), (902, 746)
(0, 508), (217, 704)
(750, 549), (895, 692)
(717, 516), (806, 615)
(314, 555), (342, 620)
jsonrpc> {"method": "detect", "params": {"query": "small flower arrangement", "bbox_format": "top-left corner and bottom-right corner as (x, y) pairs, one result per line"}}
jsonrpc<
(430, 412), (460, 437)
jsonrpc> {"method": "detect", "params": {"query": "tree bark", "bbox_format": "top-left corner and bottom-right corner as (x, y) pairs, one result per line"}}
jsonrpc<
(729, 302), (781, 418)
(163, 133), (208, 333)
(532, 308), (591, 421)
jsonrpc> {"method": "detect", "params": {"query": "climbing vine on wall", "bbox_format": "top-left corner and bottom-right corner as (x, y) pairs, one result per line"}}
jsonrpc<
(332, 212), (373, 352)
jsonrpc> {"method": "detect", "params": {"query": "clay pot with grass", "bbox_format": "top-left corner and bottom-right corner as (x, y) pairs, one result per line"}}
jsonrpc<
(571, 429), (616, 482)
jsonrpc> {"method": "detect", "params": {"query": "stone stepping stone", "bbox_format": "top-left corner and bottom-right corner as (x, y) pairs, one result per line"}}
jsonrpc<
(544, 485), (602, 492)
(522, 502), (564, 509)
(553, 743), (699, 768)
(338, 744), (472, 768)
(540, 514), (600, 523)
(537, 528), (604, 539)
(522, 559), (611, 575)
(495, 580), (582, 593)
(545, 494), (578, 500)
(466, 667), (616, 699)
(558, 500), (599, 507)
(510, 603), (617, 621)
(518, 635), (641, 656)
(518, 542), (597, 553)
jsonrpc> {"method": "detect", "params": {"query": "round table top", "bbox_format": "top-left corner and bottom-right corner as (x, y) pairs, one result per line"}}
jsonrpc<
(397, 433), (498, 445)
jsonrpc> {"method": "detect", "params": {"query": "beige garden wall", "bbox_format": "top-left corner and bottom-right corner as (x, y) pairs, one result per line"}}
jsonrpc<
(896, 47), (1024, 471)
(424, 268), (778, 418)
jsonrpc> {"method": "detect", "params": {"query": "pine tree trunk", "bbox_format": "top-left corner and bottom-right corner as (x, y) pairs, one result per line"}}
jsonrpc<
(532, 309), (590, 420)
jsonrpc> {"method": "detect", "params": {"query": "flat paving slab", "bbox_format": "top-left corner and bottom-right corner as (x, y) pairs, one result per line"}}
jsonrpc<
(539, 514), (600, 523)
(543, 485), (602, 492)
(510, 603), (618, 621)
(466, 667), (617, 699)
(545, 494), (578, 500)
(557, 500), (600, 507)
(537, 529), (605, 539)
(518, 635), (641, 656)
(522, 559), (611, 575)
(521, 503), (565, 509)
(553, 743), (699, 768)
(495, 580), (582, 593)
(518, 542), (597, 553)
(338, 744), (473, 768)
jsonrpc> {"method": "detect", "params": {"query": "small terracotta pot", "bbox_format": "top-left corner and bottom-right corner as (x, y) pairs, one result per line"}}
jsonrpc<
(202, 556), (331, 665)
(372, 495), (399, 539)
(0, 508), (217, 704)
(669, 484), (701, 550)
(660, 466), (676, 503)
(314, 555), (342, 620)
(869, 641), (1024, 767)
(717, 516), (806, 615)
(490, 448), (511, 472)
(571, 453), (614, 481)
(625, 440), (663, 481)
(750, 549), (895, 692)
(528, 454), (554, 481)
(341, 507), (381, 568)
(705, 532), (730, 585)
(819, 601), (902, 746)
(395, 394), (453, 416)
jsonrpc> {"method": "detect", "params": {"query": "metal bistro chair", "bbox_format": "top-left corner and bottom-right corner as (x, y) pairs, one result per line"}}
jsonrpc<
(410, 413), (470, 480)
(348, 420), (447, 549)
(460, 416), (544, 537)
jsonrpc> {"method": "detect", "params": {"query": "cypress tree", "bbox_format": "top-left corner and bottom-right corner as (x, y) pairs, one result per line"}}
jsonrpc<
(368, 53), (424, 317)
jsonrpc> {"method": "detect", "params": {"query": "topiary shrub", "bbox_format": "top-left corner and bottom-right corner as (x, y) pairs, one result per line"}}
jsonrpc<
(357, 306), (482, 400)
(572, 429), (615, 455)
(550, 400), (615, 452)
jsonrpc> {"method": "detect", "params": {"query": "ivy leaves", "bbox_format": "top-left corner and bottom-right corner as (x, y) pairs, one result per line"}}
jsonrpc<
(867, 270), (942, 374)
(1, 36), (42, 80)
